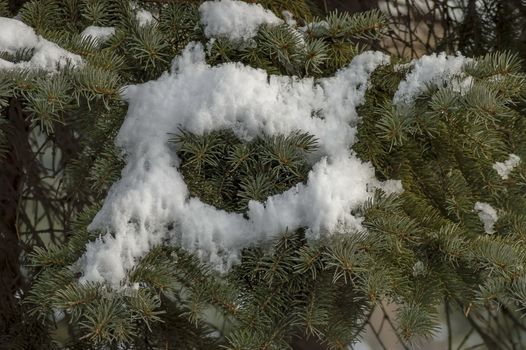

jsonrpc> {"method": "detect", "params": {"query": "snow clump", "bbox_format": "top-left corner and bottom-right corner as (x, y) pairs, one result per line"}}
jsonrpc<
(393, 52), (470, 105)
(78, 42), (394, 285)
(0, 17), (82, 71)
(474, 202), (498, 234)
(199, 0), (282, 41)
(81, 26), (116, 43)
(493, 154), (521, 180)
(76, 2), (475, 286)
(136, 9), (155, 26)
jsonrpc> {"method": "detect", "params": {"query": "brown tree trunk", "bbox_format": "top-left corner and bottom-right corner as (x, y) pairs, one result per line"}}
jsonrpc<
(0, 97), (30, 340)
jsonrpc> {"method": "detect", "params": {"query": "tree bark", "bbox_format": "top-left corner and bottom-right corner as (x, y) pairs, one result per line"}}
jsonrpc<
(0, 97), (29, 340)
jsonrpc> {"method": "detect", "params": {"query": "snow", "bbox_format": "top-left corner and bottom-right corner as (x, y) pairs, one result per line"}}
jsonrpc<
(199, 0), (282, 41)
(130, 1), (156, 26)
(474, 202), (498, 234)
(372, 178), (403, 194)
(0, 17), (82, 71)
(136, 9), (155, 26)
(493, 154), (520, 180)
(81, 26), (115, 42)
(77, 42), (394, 285)
(0, 58), (15, 69)
(0, 17), (39, 51)
(282, 11), (297, 26)
(393, 52), (470, 105)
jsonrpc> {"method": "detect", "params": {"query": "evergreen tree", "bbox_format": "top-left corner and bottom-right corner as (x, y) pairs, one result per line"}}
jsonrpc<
(0, 1), (525, 349)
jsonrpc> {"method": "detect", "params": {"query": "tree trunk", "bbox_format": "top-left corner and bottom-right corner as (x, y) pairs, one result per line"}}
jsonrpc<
(0, 98), (29, 341)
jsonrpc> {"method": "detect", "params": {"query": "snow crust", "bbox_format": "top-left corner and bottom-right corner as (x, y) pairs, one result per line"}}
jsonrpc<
(78, 43), (393, 285)
(474, 202), (498, 234)
(0, 17), (82, 71)
(393, 52), (470, 105)
(493, 154), (520, 180)
(199, 0), (282, 41)
(81, 26), (115, 42)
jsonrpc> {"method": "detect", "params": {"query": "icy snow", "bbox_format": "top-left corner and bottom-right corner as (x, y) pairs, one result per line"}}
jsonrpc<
(393, 52), (470, 105)
(78, 42), (395, 285)
(0, 17), (82, 71)
(493, 154), (521, 180)
(474, 202), (498, 234)
(199, 0), (282, 41)
(81, 26), (115, 42)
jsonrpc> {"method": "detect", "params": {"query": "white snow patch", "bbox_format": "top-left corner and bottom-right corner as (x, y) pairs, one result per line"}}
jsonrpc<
(393, 52), (470, 105)
(0, 17), (39, 51)
(0, 17), (82, 71)
(136, 9), (155, 26)
(0, 57), (15, 69)
(199, 0), (282, 41)
(493, 154), (520, 180)
(81, 26), (115, 42)
(474, 202), (498, 234)
(282, 10), (297, 26)
(374, 179), (403, 194)
(78, 42), (392, 285)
